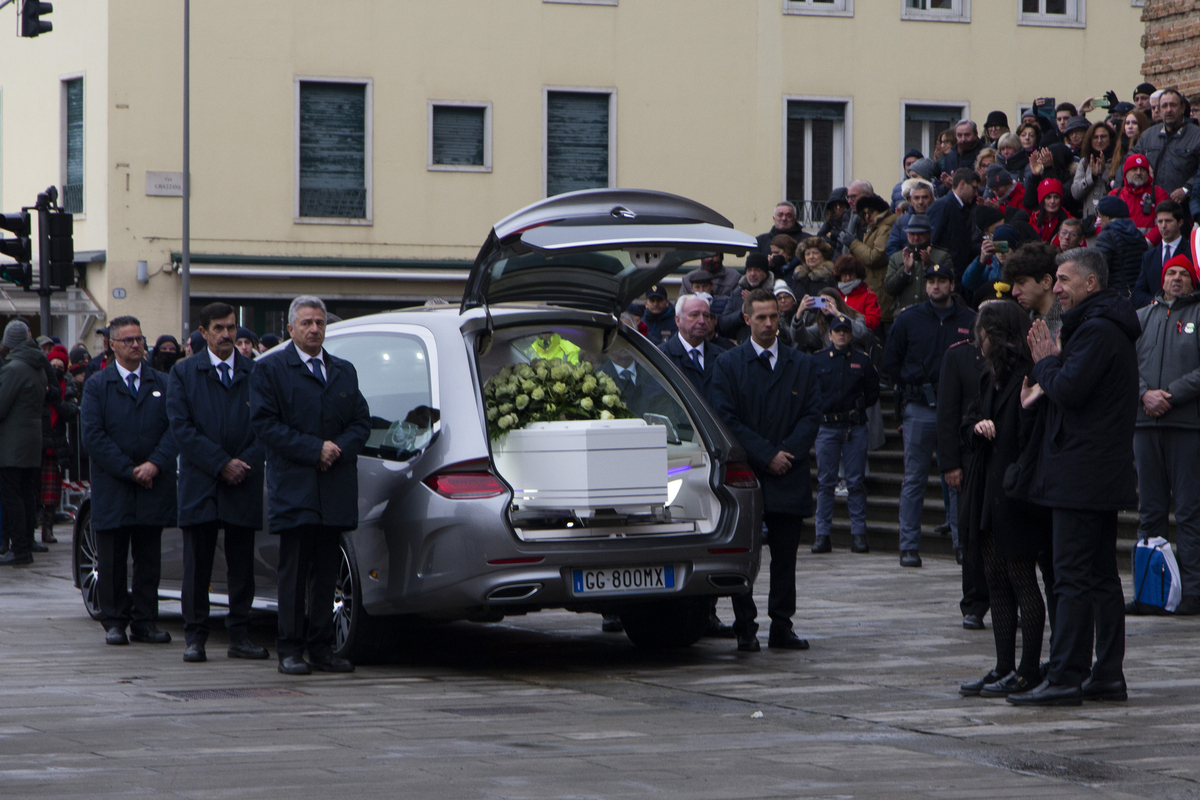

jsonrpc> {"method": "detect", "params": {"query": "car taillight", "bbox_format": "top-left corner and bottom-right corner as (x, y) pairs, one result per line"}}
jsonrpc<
(723, 461), (758, 489)
(424, 460), (506, 499)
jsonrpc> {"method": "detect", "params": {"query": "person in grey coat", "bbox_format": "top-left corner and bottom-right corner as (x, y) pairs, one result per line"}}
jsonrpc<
(1133, 255), (1200, 616)
(251, 296), (370, 675)
(167, 302), (268, 663)
(80, 315), (178, 646)
(0, 322), (49, 566)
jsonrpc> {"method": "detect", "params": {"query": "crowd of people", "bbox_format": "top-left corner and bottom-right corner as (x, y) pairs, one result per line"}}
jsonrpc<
(628, 81), (1200, 705)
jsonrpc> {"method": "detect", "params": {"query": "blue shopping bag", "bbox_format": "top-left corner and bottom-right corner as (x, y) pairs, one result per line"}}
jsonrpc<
(1132, 537), (1181, 613)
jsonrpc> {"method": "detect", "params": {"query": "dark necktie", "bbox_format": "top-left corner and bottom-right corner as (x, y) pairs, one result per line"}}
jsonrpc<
(309, 358), (325, 383)
(759, 350), (773, 371)
(1165, 243), (1172, 264)
(126, 372), (138, 394)
(689, 348), (703, 371)
(218, 362), (232, 388)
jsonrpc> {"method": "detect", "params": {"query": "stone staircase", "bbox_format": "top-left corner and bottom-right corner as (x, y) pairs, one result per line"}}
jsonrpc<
(803, 387), (1168, 557)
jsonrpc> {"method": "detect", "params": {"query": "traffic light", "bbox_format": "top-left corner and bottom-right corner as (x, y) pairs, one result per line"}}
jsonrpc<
(20, 0), (52, 38)
(46, 210), (74, 289)
(0, 212), (32, 288)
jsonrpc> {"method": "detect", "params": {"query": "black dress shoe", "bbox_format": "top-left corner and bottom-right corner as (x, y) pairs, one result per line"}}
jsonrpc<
(105, 627), (129, 646)
(899, 550), (922, 568)
(183, 643), (207, 663)
(0, 551), (33, 566)
(980, 672), (1037, 698)
(962, 614), (985, 630)
(1081, 676), (1127, 701)
(736, 634), (761, 652)
(811, 536), (832, 554)
(129, 625), (172, 644)
(850, 535), (869, 553)
(30, 541), (48, 553)
(228, 640), (270, 659)
(959, 669), (1003, 697)
(934, 522), (952, 535)
(703, 620), (736, 639)
(1005, 678), (1083, 706)
(278, 655), (312, 675)
(309, 654), (354, 673)
(1175, 595), (1200, 616)
(954, 547), (963, 565)
(1125, 599), (1169, 616)
(767, 630), (810, 650)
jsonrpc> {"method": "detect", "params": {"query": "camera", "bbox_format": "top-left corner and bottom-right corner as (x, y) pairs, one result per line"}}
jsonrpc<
(993, 240), (1010, 254)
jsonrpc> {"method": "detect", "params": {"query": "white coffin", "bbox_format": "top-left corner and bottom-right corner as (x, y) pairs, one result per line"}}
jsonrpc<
(493, 419), (668, 513)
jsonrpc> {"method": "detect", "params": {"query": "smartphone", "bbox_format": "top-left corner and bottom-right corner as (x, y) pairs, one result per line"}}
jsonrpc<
(1093, 96), (1111, 109)
(994, 240), (1010, 254)
(811, 296), (830, 310)
(1034, 97), (1056, 122)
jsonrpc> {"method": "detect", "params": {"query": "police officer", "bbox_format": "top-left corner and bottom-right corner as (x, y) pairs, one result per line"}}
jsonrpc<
(250, 296), (370, 675)
(80, 315), (178, 646)
(167, 302), (268, 663)
(812, 315), (880, 555)
(883, 263), (976, 567)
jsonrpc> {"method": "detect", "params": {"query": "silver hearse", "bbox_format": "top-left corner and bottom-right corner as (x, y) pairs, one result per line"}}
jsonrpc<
(73, 189), (764, 660)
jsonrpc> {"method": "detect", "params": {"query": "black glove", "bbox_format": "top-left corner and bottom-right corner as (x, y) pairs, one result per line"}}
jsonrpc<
(1104, 90), (1119, 109)
(838, 230), (855, 248)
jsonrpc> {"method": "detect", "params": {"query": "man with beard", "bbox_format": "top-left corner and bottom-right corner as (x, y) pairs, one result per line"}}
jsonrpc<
(1133, 89), (1200, 206)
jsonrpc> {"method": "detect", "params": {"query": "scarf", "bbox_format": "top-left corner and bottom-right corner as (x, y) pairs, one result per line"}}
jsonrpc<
(838, 279), (861, 295)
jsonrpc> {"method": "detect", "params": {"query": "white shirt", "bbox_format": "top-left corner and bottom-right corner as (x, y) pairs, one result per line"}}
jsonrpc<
(296, 346), (326, 380)
(749, 338), (780, 370)
(115, 360), (142, 393)
(207, 347), (236, 372)
(614, 362), (638, 384)
(678, 333), (705, 370)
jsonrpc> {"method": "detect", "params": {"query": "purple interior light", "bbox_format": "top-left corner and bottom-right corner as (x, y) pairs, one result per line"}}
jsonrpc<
(667, 465), (692, 477)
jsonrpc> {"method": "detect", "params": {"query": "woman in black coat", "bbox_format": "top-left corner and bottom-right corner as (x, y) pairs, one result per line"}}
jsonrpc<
(959, 301), (1052, 699)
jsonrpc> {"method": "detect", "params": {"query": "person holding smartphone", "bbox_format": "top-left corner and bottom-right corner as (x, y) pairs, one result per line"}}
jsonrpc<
(962, 226), (1022, 302)
(884, 214), (954, 314)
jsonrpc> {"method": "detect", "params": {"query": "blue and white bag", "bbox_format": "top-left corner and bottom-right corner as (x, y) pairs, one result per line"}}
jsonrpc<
(1131, 537), (1182, 613)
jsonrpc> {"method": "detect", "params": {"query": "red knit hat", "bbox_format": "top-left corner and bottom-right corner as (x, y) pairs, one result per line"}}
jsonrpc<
(1124, 152), (1150, 174)
(47, 344), (70, 365)
(1037, 178), (1064, 205)
(1162, 254), (1199, 289)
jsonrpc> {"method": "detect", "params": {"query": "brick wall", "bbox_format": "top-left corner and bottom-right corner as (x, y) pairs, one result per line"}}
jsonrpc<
(1142, 0), (1200, 103)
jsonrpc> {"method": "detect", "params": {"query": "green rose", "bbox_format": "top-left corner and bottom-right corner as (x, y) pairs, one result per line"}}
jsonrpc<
(486, 407), (497, 421)
(551, 365), (568, 380)
(499, 403), (513, 414)
(552, 381), (567, 395)
(515, 394), (530, 409)
(580, 361), (594, 374)
(602, 394), (618, 407)
(579, 397), (594, 411)
(530, 387), (545, 401)
(518, 365), (534, 378)
(521, 379), (535, 392)
(582, 378), (597, 394)
(498, 414), (513, 429)
(600, 410), (614, 420)
(545, 403), (557, 413)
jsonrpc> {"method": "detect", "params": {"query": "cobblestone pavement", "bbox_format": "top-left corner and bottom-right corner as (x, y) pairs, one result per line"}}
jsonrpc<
(2, 527), (1198, 799)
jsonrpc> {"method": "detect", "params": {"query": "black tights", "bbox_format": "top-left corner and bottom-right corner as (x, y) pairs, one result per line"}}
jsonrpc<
(980, 529), (1045, 681)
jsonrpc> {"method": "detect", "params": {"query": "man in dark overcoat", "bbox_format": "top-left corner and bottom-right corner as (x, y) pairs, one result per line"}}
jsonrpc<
(0, 322), (49, 566)
(250, 296), (370, 675)
(80, 315), (177, 646)
(710, 287), (822, 652)
(1010, 247), (1140, 707)
(167, 302), (268, 664)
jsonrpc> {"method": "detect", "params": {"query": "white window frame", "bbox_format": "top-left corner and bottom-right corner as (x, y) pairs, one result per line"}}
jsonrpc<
(1131, 0), (1143, 6)
(294, 76), (373, 226)
(899, 99), (969, 174)
(542, 86), (616, 199)
(544, 0), (617, 5)
(902, 0), (970, 23)
(780, 95), (853, 223)
(427, 101), (492, 173)
(783, 0), (853, 18)
(60, 71), (86, 219)
(1018, 0), (1085, 28)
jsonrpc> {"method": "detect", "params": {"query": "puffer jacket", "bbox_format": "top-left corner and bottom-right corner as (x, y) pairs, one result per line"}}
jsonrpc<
(1071, 156), (1114, 220)
(0, 339), (50, 468)
(1131, 122), (1200, 194)
(1136, 291), (1200, 429)
(1093, 218), (1149, 298)
(1108, 183), (1170, 247)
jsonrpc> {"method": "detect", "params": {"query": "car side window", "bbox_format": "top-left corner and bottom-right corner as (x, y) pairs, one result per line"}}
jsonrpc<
(323, 332), (436, 460)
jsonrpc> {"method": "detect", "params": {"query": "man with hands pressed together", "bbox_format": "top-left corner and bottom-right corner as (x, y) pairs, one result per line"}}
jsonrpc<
(711, 287), (822, 653)
(81, 316), (178, 646)
(167, 302), (268, 663)
(1011, 248), (1139, 706)
(251, 296), (370, 675)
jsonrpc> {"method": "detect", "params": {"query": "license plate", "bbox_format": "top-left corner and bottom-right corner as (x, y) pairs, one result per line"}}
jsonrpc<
(572, 565), (676, 596)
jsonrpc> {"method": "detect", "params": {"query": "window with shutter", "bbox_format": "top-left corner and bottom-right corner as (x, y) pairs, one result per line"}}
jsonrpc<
(429, 103), (491, 172)
(545, 91), (612, 198)
(785, 100), (847, 227)
(903, 103), (965, 159)
(298, 81), (368, 219)
(63, 78), (83, 214)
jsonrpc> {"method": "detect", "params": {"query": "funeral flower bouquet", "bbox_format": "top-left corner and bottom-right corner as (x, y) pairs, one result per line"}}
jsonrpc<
(484, 358), (634, 440)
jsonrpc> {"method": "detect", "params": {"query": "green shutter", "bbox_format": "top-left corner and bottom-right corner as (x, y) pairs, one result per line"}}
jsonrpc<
(64, 79), (83, 214)
(432, 106), (486, 167)
(787, 101), (844, 122)
(299, 82), (366, 218)
(905, 104), (962, 124)
(546, 92), (609, 197)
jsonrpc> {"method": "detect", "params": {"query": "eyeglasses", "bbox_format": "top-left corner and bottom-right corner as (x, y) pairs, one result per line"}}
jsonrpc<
(113, 336), (146, 347)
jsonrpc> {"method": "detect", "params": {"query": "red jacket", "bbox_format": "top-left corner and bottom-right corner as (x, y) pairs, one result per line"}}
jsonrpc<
(840, 282), (881, 330)
(1109, 184), (1169, 247)
(995, 182), (1025, 217)
(1031, 208), (1072, 243)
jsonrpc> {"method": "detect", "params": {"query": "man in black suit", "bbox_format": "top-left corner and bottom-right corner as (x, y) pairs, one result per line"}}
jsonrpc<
(660, 293), (733, 637)
(251, 296), (370, 675)
(710, 288), (823, 652)
(1131, 201), (1192, 308)
(928, 167), (980, 274)
(167, 302), (268, 664)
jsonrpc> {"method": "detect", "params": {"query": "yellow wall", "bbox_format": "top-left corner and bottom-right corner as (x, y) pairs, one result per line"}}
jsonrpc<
(0, 0), (1146, 339)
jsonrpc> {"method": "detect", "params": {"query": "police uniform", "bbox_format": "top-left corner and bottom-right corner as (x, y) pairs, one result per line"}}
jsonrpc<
(812, 316), (880, 553)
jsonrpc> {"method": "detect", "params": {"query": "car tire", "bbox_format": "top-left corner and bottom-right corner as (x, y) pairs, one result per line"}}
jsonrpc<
(73, 506), (103, 622)
(332, 535), (399, 664)
(619, 597), (709, 649)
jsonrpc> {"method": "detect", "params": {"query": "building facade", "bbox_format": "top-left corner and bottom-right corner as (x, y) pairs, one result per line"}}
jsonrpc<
(0, 0), (1145, 343)
(1141, 0), (1200, 102)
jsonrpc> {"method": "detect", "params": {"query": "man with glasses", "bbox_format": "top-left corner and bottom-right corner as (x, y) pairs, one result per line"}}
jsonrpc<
(80, 315), (178, 646)
(756, 201), (806, 254)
